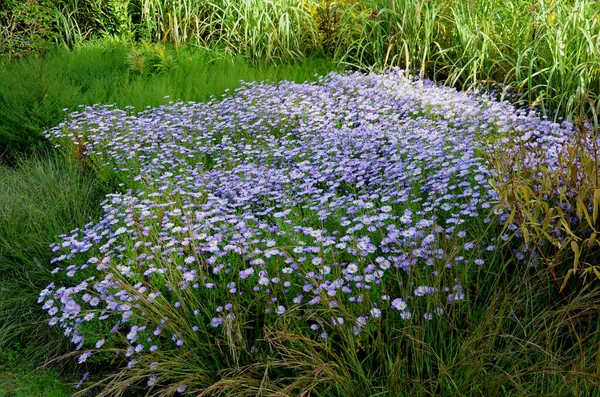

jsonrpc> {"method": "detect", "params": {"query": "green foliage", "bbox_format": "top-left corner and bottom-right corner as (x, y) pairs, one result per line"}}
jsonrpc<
(79, 238), (600, 396)
(0, 0), (62, 57)
(334, 0), (446, 78)
(488, 119), (600, 292)
(0, 44), (126, 159)
(0, 344), (71, 397)
(53, 0), (138, 44)
(0, 153), (106, 359)
(125, 42), (177, 75)
(331, 0), (600, 124)
(206, 0), (320, 64)
(136, 0), (322, 63)
(2, 0), (599, 127)
(0, 41), (337, 161)
(251, 269), (600, 396)
(137, 0), (213, 45)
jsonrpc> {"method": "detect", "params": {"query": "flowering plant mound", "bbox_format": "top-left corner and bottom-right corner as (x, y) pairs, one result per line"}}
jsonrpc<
(40, 69), (574, 392)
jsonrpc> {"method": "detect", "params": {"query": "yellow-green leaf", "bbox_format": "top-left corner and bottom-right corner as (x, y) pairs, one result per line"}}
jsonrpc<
(560, 268), (575, 292)
(542, 207), (554, 231)
(560, 218), (576, 239)
(571, 240), (580, 270)
(593, 266), (600, 281)
(589, 233), (597, 249)
(522, 225), (530, 245)
(576, 198), (584, 221)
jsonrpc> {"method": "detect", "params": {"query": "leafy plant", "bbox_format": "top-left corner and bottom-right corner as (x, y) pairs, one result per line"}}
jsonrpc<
(125, 42), (177, 75)
(206, 0), (321, 64)
(488, 111), (600, 292)
(0, 0), (62, 57)
(334, 0), (446, 78)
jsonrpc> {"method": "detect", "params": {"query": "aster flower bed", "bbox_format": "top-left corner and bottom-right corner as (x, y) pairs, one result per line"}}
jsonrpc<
(40, 69), (575, 393)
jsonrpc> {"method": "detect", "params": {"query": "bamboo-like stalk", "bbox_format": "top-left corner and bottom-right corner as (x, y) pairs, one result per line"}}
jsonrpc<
(334, 0), (600, 123)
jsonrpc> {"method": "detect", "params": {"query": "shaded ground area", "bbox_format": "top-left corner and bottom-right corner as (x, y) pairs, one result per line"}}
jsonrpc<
(0, 347), (71, 397)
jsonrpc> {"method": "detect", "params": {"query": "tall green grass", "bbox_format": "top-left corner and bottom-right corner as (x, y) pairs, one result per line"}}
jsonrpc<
(204, 0), (319, 63)
(4, 0), (598, 123)
(334, 0), (445, 79)
(55, 0), (322, 61)
(47, 0), (600, 124)
(0, 41), (338, 160)
(0, 153), (106, 360)
(335, 0), (600, 123)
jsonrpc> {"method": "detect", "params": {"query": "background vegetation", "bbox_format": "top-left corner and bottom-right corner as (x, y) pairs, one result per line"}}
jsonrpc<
(2, 0), (598, 157)
(2, 0), (598, 124)
(0, 0), (599, 395)
(0, 42), (337, 162)
(0, 154), (105, 395)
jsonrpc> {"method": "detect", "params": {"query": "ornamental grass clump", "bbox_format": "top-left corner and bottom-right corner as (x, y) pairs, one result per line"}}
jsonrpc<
(41, 70), (575, 394)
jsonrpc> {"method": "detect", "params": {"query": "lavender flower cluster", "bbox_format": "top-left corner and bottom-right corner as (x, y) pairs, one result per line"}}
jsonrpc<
(40, 69), (574, 387)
